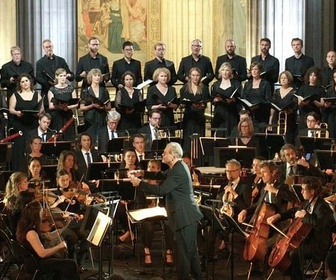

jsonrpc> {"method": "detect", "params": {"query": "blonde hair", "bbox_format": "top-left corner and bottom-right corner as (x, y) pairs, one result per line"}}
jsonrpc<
(218, 62), (233, 79)
(4, 172), (28, 209)
(152, 67), (171, 82)
(87, 68), (103, 84)
(54, 68), (67, 84)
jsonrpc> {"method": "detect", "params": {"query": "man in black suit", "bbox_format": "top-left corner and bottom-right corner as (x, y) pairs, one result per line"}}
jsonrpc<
(75, 132), (103, 179)
(76, 37), (110, 91)
(285, 38), (314, 89)
(97, 111), (124, 154)
(144, 42), (177, 86)
(215, 39), (247, 82)
(1, 46), (35, 100)
(278, 143), (324, 184)
(138, 110), (162, 151)
(111, 41), (142, 89)
(27, 113), (53, 142)
(177, 39), (214, 85)
(251, 38), (280, 92)
(36, 39), (74, 98)
(267, 177), (334, 280)
(130, 142), (203, 280)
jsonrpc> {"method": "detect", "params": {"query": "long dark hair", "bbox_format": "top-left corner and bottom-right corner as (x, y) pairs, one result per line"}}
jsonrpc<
(16, 200), (42, 243)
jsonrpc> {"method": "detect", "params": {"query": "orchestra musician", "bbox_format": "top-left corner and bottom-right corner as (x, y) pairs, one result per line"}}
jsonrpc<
(138, 110), (162, 151)
(132, 134), (148, 162)
(278, 143), (324, 184)
(27, 157), (49, 187)
(267, 177), (334, 280)
(234, 118), (260, 155)
(245, 156), (266, 204)
(27, 113), (53, 142)
(16, 200), (80, 280)
(237, 160), (297, 275)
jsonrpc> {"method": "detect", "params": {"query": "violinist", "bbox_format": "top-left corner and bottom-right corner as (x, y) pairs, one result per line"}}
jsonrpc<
(267, 177), (334, 280)
(28, 157), (49, 189)
(16, 200), (80, 280)
(237, 160), (297, 275)
(52, 169), (90, 273)
(215, 159), (252, 258)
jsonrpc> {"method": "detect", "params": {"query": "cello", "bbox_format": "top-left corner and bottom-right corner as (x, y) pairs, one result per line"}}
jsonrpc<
(243, 182), (276, 263)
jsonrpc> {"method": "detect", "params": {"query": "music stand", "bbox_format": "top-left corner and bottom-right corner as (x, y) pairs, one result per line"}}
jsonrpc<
(107, 138), (129, 154)
(314, 149), (336, 170)
(199, 137), (231, 166)
(213, 147), (256, 168)
(151, 138), (168, 151)
(99, 180), (135, 201)
(298, 137), (333, 153)
(40, 141), (75, 157)
(86, 162), (119, 181)
(255, 133), (285, 159)
(0, 143), (12, 167)
(41, 165), (57, 186)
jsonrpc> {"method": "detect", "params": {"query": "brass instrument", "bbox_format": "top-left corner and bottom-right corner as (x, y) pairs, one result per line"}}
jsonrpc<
(0, 130), (23, 143)
(48, 117), (75, 142)
(317, 122), (329, 138)
(194, 192), (202, 205)
(277, 111), (287, 135)
(219, 182), (235, 217)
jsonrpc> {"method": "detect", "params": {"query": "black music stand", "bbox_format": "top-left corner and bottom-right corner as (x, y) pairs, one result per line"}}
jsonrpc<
(40, 141), (75, 157)
(41, 165), (57, 186)
(298, 137), (333, 153)
(86, 162), (120, 181)
(314, 150), (336, 170)
(151, 139), (168, 151)
(213, 147), (256, 168)
(199, 137), (231, 166)
(255, 133), (285, 159)
(0, 143), (12, 169)
(107, 138), (129, 154)
(99, 180), (135, 201)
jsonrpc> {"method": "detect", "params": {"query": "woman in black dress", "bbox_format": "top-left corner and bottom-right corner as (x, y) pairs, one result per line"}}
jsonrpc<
(48, 68), (78, 140)
(180, 67), (210, 153)
(9, 74), (43, 170)
(80, 68), (111, 143)
(268, 71), (298, 144)
(146, 68), (178, 128)
(211, 62), (240, 137)
(115, 71), (143, 133)
(296, 66), (325, 129)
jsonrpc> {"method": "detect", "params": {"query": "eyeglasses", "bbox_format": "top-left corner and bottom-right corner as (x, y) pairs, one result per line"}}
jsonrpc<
(226, 169), (239, 173)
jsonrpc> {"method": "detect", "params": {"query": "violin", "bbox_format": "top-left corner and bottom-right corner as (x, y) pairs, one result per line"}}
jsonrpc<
(243, 183), (276, 263)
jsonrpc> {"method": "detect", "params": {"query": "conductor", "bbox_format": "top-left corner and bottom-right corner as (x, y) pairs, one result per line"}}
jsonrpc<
(129, 142), (203, 280)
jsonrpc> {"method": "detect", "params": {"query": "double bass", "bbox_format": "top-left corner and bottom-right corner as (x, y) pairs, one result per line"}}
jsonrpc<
(243, 183), (276, 263)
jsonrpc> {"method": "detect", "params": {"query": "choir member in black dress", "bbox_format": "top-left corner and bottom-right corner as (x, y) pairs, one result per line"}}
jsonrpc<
(180, 67), (210, 154)
(79, 68), (111, 143)
(296, 66), (325, 129)
(76, 37), (110, 91)
(144, 42), (177, 86)
(285, 38), (314, 89)
(215, 39), (247, 82)
(0, 46), (35, 100)
(177, 39), (214, 85)
(48, 68), (77, 140)
(211, 62), (241, 137)
(115, 71), (144, 132)
(323, 70), (336, 138)
(251, 38), (280, 92)
(322, 51), (336, 88)
(36, 39), (74, 99)
(9, 74), (44, 170)
(234, 119), (260, 155)
(146, 68), (178, 128)
(268, 71), (298, 144)
(242, 62), (272, 127)
(111, 41), (142, 89)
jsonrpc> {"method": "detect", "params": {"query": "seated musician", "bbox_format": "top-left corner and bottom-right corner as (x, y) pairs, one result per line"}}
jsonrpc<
(132, 133), (151, 162)
(233, 119), (260, 155)
(19, 136), (48, 172)
(136, 159), (174, 266)
(214, 159), (252, 258)
(138, 110), (162, 151)
(115, 149), (140, 243)
(27, 112), (53, 142)
(51, 169), (90, 272)
(182, 153), (202, 185)
(267, 177), (334, 280)
(74, 132), (103, 179)
(16, 200), (80, 280)
(27, 157), (49, 187)
(245, 156), (266, 204)
(237, 160), (297, 275)
(57, 150), (90, 193)
(278, 143), (324, 184)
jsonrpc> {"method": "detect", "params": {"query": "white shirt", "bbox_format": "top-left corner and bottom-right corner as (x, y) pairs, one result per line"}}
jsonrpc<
(81, 149), (92, 166)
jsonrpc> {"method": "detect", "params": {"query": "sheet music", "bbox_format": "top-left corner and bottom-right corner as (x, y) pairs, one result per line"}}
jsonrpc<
(128, 206), (167, 222)
(134, 79), (153, 90)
